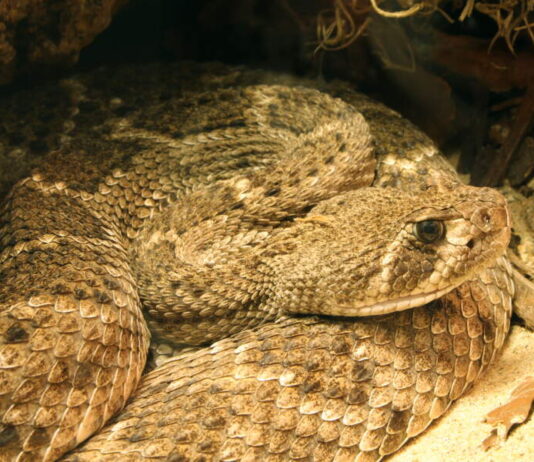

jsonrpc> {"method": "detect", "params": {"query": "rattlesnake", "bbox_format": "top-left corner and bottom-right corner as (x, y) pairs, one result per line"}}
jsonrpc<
(0, 62), (514, 462)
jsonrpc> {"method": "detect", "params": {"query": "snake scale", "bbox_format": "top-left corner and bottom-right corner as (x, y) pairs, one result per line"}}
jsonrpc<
(0, 62), (514, 462)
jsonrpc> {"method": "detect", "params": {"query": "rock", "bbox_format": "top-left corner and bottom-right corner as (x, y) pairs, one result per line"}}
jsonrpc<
(0, 0), (128, 84)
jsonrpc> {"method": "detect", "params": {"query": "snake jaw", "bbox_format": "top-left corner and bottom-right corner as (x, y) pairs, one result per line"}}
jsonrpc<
(336, 284), (459, 317)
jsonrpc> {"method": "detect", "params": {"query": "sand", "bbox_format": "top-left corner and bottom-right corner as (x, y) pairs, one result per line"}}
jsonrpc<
(390, 325), (534, 462)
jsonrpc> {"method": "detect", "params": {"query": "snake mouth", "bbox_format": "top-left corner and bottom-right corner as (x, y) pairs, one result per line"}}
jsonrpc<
(344, 284), (459, 317)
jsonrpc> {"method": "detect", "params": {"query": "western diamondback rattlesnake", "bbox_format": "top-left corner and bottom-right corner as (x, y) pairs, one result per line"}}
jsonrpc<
(0, 62), (514, 462)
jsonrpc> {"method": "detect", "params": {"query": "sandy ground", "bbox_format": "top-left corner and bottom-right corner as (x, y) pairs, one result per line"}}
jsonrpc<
(390, 325), (534, 462)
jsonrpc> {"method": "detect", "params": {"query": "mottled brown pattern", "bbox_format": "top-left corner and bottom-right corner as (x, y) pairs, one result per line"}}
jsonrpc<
(0, 63), (513, 462)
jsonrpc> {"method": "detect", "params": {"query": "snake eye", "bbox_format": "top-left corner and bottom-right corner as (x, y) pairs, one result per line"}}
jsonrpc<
(414, 220), (445, 243)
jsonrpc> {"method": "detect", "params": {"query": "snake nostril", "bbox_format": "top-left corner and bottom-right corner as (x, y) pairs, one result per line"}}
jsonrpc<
(473, 208), (494, 232)
(467, 239), (475, 250)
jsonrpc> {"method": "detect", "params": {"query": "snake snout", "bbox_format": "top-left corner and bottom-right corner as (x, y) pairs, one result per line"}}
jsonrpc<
(455, 187), (511, 251)
(470, 196), (511, 251)
(472, 205), (508, 232)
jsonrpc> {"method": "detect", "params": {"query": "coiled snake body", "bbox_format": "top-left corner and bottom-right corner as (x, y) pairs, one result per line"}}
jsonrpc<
(0, 63), (514, 461)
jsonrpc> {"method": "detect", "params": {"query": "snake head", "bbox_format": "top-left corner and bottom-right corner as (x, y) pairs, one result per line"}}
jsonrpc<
(271, 185), (511, 317)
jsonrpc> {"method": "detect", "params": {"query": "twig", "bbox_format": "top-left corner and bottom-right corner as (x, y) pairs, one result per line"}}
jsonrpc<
(315, 0), (370, 52)
(369, 0), (426, 18)
(490, 97), (523, 112)
(459, 0), (476, 21)
(481, 82), (534, 186)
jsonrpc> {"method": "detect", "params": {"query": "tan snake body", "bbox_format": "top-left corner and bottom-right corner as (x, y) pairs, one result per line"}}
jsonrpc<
(0, 62), (513, 461)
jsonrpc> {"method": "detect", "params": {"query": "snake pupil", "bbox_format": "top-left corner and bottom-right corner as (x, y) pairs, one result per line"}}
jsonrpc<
(414, 220), (445, 243)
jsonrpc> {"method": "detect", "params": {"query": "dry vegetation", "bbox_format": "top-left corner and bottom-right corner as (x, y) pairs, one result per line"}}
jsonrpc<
(315, 0), (533, 53)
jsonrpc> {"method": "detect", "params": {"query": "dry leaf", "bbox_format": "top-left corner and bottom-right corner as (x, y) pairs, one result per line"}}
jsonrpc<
(482, 376), (534, 450)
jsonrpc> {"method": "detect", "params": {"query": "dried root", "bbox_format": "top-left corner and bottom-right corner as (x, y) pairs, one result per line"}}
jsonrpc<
(315, 0), (534, 53)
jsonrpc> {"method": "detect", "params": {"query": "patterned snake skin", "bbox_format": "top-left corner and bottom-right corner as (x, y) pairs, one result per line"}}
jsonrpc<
(0, 63), (514, 462)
